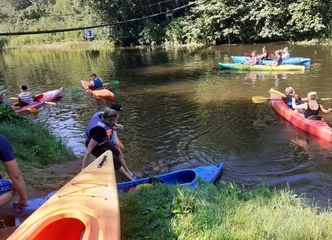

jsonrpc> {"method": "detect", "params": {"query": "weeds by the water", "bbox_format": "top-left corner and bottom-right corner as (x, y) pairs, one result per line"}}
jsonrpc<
(120, 182), (332, 240)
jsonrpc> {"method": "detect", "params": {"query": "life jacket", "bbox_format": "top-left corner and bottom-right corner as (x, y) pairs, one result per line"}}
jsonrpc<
(91, 78), (103, 90)
(85, 111), (113, 145)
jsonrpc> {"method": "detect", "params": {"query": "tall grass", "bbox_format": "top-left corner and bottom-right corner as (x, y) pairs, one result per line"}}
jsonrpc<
(120, 182), (332, 240)
(0, 118), (75, 167)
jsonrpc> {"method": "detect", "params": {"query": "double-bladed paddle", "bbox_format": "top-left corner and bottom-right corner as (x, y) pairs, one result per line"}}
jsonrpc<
(71, 80), (120, 94)
(252, 95), (332, 104)
(9, 97), (56, 105)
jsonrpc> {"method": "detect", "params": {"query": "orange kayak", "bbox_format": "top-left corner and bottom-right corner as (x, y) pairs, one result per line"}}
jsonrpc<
(81, 80), (114, 101)
(8, 150), (120, 240)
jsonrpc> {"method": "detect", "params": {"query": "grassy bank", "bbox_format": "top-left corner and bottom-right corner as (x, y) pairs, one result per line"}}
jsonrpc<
(0, 109), (76, 188)
(120, 182), (332, 240)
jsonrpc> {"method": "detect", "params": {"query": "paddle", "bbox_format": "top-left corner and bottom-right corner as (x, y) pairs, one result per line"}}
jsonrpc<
(253, 95), (332, 104)
(27, 108), (39, 113)
(252, 96), (282, 103)
(9, 97), (56, 105)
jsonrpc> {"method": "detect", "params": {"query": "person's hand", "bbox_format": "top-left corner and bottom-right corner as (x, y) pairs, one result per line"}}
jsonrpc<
(16, 198), (28, 212)
(113, 123), (123, 131)
(328, 108), (332, 113)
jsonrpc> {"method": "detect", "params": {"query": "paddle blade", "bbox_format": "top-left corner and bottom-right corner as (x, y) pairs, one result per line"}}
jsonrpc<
(110, 80), (119, 85)
(269, 88), (286, 98)
(27, 108), (39, 113)
(44, 102), (56, 105)
(252, 96), (268, 103)
(10, 97), (18, 100)
(71, 89), (82, 94)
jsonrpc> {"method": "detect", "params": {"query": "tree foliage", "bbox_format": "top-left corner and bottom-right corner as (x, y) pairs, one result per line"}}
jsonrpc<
(0, 0), (332, 46)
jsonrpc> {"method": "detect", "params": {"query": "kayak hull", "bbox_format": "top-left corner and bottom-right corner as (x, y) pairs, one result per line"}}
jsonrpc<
(8, 150), (120, 240)
(231, 56), (311, 67)
(117, 163), (224, 194)
(12, 87), (63, 114)
(81, 80), (114, 101)
(269, 88), (332, 141)
(13, 163), (224, 226)
(219, 62), (305, 72)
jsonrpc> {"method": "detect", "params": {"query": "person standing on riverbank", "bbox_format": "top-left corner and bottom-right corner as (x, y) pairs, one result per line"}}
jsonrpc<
(0, 135), (28, 211)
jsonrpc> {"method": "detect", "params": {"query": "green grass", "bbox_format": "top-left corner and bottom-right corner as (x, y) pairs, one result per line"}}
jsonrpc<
(0, 118), (75, 166)
(120, 182), (332, 240)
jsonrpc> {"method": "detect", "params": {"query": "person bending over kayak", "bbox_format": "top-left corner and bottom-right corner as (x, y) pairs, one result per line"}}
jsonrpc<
(18, 85), (35, 107)
(81, 107), (135, 181)
(88, 73), (103, 90)
(292, 91), (332, 120)
(110, 103), (136, 180)
(0, 135), (28, 211)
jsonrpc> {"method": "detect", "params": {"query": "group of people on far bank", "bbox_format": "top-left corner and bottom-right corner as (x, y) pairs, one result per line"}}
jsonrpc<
(0, 72), (136, 212)
(247, 46), (290, 66)
(283, 87), (332, 120)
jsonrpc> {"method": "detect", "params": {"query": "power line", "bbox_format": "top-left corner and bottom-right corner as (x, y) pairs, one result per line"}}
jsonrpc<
(0, 2), (194, 36)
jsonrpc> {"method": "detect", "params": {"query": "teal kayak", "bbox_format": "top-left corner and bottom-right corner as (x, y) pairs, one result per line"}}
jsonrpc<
(231, 56), (311, 67)
(218, 62), (305, 72)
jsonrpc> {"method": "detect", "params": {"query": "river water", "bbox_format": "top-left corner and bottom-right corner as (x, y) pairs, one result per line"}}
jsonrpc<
(1, 43), (332, 207)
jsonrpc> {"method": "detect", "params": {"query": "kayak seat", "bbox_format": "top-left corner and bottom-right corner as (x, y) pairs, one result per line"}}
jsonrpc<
(307, 115), (322, 120)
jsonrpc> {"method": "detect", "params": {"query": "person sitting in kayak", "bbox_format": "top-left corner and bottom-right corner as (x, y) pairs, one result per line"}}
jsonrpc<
(246, 51), (260, 65)
(282, 47), (290, 60)
(110, 102), (136, 180)
(18, 85), (36, 107)
(271, 51), (283, 66)
(82, 107), (135, 181)
(292, 91), (332, 120)
(88, 73), (103, 90)
(283, 87), (306, 109)
(258, 46), (269, 60)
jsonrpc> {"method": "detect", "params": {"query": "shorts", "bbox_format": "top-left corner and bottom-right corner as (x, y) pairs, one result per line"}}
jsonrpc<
(88, 141), (122, 170)
(0, 178), (12, 196)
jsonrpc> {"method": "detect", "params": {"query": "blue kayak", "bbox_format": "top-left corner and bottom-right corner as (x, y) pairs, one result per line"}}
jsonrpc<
(13, 163), (224, 226)
(231, 56), (311, 67)
(117, 162), (224, 193)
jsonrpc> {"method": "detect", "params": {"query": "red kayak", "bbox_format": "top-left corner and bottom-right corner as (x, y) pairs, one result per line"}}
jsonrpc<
(81, 80), (114, 101)
(269, 88), (332, 141)
(12, 87), (63, 114)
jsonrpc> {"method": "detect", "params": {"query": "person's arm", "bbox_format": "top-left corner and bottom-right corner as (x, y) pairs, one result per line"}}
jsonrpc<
(292, 98), (306, 110)
(81, 139), (99, 170)
(113, 123), (123, 131)
(3, 160), (28, 211)
(319, 105), (332, 114)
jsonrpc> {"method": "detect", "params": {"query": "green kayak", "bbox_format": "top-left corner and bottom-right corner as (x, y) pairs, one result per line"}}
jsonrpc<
(218, 62), (305, 72)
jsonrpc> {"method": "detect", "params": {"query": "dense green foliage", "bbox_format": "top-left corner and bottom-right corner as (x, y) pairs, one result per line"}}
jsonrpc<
(0, 0), (332, 46)
(120, 182), (332, 239)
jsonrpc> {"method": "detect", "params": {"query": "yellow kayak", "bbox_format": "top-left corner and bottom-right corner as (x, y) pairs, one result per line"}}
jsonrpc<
(8, 150), (120, 240)
(218, 62), (305, 71)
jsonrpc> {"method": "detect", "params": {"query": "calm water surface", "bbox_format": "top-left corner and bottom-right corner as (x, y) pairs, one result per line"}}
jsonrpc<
(1, 43), (332, 207)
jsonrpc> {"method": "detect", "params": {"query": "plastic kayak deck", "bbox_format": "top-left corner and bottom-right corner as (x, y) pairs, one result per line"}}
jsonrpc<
(8, 150), (120, 240)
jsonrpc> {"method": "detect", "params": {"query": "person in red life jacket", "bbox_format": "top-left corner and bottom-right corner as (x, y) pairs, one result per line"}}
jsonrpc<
(110, 103), (136, 180)
(18, 85), (35, 107)
(0, 135), (28, 211)
(88, 73), (103, 90)
(81, 107), (135, 181)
